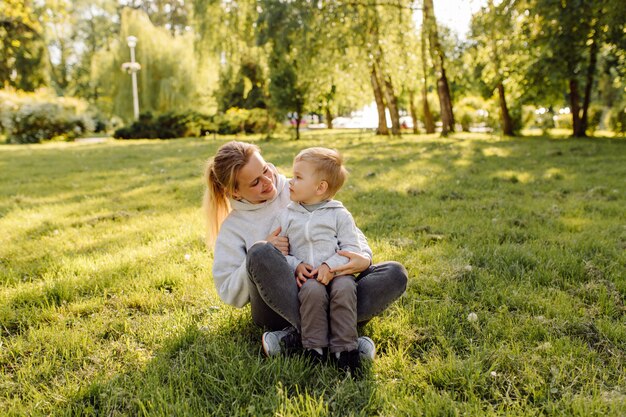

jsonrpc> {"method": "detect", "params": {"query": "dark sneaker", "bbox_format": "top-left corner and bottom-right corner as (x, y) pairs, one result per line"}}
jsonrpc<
(262, 326), (301, 357)
(337, 349), (361, 377)
(303, 348), (326, 364)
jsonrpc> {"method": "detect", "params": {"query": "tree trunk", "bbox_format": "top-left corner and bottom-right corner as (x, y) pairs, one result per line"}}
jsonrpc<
(295, 116), (301, 140)
(569, 78), (583, 137)
(423, 0), (455, 136)
(420, 28), (435, 134)
(497, 82), (514, 136)
(436, 69), (454, 136)
(382, 70), (401, 135)
(370, 65), (389, 135)
(325, 104), (333, 129)
(580, 36), (598, 136)
(409, 90), (419, 134)
(422, 84), (435, 133)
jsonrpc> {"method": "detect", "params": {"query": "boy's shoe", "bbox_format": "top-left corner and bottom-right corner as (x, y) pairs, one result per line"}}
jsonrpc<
(303, 348), (326, 364)
(337, 349), (361, 377)
(357, 336), (376, 361)
(262, 326), (301, 357)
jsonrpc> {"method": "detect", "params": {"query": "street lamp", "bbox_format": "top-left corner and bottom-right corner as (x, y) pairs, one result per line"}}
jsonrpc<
(121, 35), (141, 120)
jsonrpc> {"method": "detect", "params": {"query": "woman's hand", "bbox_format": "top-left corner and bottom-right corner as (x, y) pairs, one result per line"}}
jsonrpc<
(266, 226), (289, 255)
(329, 250), (371, 276)
(295, 262), (314, 288)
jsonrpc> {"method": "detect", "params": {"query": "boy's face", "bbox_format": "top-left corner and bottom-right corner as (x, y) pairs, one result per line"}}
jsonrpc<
(289, 160), (325, 204)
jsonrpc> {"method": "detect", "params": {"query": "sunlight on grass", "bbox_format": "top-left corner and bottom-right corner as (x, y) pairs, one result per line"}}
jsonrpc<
(1, 132), (625, 416)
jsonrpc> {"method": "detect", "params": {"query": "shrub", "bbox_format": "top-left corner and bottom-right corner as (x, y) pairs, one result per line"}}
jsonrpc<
(0, 89), (94, 144)
(113, 108), (274, 140)
(113, 112), (217, 140)
(214, 108), (275, 135)
(607, 104), (626, 134)
(586, 104), (604, 134)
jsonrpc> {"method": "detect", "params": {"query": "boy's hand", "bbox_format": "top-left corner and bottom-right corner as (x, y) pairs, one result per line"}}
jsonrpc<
(316, 263), (334, 285)
(295, 262), (314, 288)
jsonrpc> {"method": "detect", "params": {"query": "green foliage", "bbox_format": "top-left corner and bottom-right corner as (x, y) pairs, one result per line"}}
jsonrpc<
(113, 112), (216, 140)
(91, 8), (211, 122)
(216, 108), (275, 135)
(0, 0), (48, 91)
(216, 58), (268, 112)
(0, 89), (93, 143)
(608, 105), (626, 134)
(112, 108), (275, 139)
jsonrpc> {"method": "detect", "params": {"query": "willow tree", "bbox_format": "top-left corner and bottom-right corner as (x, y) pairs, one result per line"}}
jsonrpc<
(93, 8), (202, 120)
(422, 0), (454, 136)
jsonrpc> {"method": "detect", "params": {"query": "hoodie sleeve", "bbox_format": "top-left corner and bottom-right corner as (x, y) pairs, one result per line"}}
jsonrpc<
(212, 223), (251, 308)
(272, 210), (301, 272)
(323, 209), (369, 270)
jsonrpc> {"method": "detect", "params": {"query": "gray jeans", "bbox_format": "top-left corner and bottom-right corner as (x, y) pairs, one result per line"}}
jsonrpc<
(246, 242), (408, 331)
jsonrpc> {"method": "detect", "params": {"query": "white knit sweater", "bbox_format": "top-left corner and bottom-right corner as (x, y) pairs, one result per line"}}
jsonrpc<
(212, 167), (371, 308)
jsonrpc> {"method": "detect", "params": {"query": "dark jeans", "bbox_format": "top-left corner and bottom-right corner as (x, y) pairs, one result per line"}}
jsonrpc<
(246, 242), (408, 331)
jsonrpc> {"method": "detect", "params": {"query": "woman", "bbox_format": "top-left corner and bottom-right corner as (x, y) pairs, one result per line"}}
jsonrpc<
(204, 141), (407, 356)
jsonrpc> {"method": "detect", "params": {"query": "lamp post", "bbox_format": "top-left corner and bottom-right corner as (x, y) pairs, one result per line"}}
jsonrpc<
(121, 36), (141, 120)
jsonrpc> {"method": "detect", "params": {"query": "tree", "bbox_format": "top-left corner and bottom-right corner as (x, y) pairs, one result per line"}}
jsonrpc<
(91, 8), (202, 120)
(522, 0), (622, 137)
(468, 0), (523, 135)
(0, 0), (48, 90)
(422, 0), (455, 136)
(257, 0), (319, 139)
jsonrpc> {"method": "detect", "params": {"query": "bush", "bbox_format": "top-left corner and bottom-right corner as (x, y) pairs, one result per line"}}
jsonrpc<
(214, 108), (274, 135)
(0, 89), (94, 144)
(586, 104), (604, 134)
(113, 111), (218, 140)
(113, 108), (274, 140)
(607, 104), (626, 134)
(453, 96), (493, 132)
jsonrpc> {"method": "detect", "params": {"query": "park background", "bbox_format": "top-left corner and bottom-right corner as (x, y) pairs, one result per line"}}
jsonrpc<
(1, 0), (626, 415)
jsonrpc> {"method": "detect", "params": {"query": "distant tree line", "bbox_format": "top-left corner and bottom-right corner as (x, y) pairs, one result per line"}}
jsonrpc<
(1, 0), (624, 139)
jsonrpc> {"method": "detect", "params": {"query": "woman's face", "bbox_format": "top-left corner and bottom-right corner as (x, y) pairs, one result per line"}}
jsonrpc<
(232, 152), (277, 204)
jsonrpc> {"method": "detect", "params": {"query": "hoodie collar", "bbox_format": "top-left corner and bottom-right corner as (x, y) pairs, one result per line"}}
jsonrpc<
(287, 199), (344, 213)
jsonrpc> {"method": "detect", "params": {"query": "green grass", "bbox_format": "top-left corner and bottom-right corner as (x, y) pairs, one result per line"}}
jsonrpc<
(1, 132), (625, 416)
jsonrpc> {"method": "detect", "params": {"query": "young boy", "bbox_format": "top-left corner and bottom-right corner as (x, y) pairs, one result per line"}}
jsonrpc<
(268, 147), (369, 375)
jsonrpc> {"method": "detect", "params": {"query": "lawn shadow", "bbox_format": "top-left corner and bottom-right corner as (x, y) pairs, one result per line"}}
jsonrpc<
(54, 320), (379, 416)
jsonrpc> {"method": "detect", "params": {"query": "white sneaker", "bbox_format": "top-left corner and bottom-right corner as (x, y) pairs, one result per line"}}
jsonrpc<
(357, 336), (376, 361)
(262, 327), (301, 357)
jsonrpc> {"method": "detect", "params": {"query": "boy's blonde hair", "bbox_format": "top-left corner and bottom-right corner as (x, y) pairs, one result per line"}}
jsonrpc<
(203, 141), (260, 247)
(295, 147), (348, 198)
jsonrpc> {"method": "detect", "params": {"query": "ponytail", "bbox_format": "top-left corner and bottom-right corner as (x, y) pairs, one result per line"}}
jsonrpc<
(203, 141), (260, 247)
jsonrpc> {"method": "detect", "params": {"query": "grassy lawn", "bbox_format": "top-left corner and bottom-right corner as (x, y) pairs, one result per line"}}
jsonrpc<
(1, 131), (625, 416)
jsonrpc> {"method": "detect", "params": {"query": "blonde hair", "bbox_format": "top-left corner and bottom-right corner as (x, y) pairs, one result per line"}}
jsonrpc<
(203, 141), (260, 247)
(295, 147), (348, 198)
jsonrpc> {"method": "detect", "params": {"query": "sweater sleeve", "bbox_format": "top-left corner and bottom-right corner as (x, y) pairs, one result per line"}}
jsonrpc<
(272, 210), (301, 272)
(324, 209), (368, 270)
(212, 224), (251, 308)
